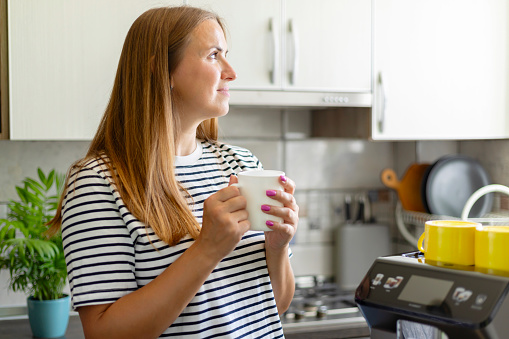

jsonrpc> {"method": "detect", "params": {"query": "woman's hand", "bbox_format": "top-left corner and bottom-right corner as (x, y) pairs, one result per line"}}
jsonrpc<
(262, 174), (297, 314)
(199, 175), (250, 261)
(262, 174), (299, 250)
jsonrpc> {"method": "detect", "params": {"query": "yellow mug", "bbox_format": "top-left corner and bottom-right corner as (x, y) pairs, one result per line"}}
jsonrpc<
(475, 226), (509, 272)
(417, 220), (480, 266)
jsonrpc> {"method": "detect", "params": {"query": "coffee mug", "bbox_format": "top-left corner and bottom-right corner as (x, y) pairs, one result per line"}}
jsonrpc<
(232, 170), (285, 232)
(475, 226), (509, 272)
(417, 220), (480, 266)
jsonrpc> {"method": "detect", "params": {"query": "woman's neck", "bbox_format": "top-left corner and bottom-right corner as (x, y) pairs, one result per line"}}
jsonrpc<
(176, 132), (197, 156)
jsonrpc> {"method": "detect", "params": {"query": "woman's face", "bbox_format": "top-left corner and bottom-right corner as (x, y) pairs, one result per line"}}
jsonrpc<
(171, 19), (237, 128)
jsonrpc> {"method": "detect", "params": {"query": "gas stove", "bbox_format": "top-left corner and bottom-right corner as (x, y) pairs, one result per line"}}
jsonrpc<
(281, 276), (369, 338)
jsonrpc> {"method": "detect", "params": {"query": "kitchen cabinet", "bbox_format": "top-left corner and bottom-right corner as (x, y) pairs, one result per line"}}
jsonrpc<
(188, 0), (372, 106)
(0, 0), (7, 139)
(372, 0), (509, 140)
(6, 0), (182, 140)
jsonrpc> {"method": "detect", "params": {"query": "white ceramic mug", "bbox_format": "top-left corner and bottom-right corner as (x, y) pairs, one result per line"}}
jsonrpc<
(232, 170), (285, 232)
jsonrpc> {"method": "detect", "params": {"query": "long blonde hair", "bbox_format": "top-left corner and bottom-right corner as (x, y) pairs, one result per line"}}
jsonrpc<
(48, 6), (223, 245)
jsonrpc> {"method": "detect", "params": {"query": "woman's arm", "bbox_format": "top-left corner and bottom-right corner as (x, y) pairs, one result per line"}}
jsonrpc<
(265, 244), (295, 314)
(78, 176), (250, 339)
(262, 175), (299, 314)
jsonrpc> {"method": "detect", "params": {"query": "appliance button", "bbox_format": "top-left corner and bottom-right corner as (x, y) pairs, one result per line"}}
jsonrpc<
(372, 273), (384, 286)
(383, 276), (404, 289)
(475, 294), (488, 306)
(452, 287), (473, 302)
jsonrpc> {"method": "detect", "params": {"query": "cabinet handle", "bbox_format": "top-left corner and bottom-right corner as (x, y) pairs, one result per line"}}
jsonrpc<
(378, 72), (386, 133)
(288, 19), (299, 85)
(268, 17), (278, 84)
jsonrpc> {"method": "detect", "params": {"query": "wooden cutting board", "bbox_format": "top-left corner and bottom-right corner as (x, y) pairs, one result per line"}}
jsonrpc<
(381, 163), (430, 212)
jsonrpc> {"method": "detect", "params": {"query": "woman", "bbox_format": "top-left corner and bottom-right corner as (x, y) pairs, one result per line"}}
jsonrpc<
(48, 5), (298, 339)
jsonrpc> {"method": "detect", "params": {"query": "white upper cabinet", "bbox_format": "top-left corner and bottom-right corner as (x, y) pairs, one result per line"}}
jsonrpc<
(8, 0), (183, 140)
(188, 0), (372, 92)
(285, 0), (371, 92)
(372, 0), (509, 140)
(187, 0), (281, 90)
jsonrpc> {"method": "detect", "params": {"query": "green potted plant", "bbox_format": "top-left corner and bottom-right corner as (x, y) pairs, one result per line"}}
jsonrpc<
(0, 168), (69, 338)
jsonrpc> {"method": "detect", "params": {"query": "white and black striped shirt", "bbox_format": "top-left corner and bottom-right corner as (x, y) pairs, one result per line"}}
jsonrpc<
(61, 140), (285, 338)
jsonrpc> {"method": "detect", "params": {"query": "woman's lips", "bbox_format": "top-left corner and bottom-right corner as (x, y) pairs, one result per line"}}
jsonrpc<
(217, 87), (230, 97)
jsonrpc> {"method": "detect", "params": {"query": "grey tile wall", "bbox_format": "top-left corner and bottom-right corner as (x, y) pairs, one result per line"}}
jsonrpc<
(0, 141), (89, 201)
(460, 140), (509, 187)
(285, 139), (393, 190)
(0, 107), (450, 305)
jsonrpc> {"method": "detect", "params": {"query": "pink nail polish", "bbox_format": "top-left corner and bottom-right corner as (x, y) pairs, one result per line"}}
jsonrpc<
(266, 220), (274, 226)
(261, 205), (271, 211)
(266, 190), (277, 196)
(280, 175), (287, 182)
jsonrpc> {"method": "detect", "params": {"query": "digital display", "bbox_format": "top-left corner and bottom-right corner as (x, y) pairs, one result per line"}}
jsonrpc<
(398, 275), (454, 306)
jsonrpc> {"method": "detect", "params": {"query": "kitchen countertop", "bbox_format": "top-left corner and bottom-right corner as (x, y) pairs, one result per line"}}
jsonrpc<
(0, 315), (84, 339)
(0, 315), (370, 338)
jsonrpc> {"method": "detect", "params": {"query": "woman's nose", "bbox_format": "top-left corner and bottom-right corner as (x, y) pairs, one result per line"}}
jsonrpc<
(222, 61), (237, 81)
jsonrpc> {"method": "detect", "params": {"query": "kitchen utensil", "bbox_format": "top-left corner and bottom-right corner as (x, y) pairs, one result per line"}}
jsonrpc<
(354, 194), (365, 223)
(344, 195), (352, 223)
(461, 184), (509, 219)
(336, 223), (391, 290)
(460, 184), (509, 272)
(475, 226), (509, 272)
(232, 170), (284, 231)
(381, 163), (430, 212)
(417, 220), (480, 266)
(423, 155), (492, 218)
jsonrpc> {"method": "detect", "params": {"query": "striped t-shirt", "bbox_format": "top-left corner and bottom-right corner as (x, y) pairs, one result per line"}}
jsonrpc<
(61, 140), (285, 338)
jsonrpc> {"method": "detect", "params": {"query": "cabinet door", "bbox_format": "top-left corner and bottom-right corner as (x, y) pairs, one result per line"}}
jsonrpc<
(372, 0), (509, 140)
(188, 0), (282, 90)
(8, 0), (182, 140)
(285, 0), (371, 92)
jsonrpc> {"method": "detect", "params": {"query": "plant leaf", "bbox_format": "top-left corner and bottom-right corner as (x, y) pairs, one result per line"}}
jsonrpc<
(1, 168), (67, 299)
(25, 178), (45, 196)
(37, 168), (46, 187)
(46, 170), (55, 191)
(15, 187), (28, 204)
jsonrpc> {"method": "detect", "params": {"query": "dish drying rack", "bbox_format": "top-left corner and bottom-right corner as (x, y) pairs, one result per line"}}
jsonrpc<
(396, 184), (509, 246)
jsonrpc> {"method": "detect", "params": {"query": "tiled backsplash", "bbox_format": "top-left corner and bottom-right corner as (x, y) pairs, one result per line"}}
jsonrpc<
(2, 107), (509, 307)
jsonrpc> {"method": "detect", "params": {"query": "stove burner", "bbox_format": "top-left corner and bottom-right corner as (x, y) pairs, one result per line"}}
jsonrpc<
(316, 305), (328, 318)
(283, 276), (359, 322)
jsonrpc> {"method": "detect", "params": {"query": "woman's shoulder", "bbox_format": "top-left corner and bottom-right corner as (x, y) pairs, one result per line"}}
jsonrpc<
(203, 140), (256, 158)
(203, 140), (263, 170)
(67, 155), (113, 184)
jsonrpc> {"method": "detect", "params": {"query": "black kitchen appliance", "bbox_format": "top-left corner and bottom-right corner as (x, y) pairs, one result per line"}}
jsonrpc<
(355, 252), (509, 338)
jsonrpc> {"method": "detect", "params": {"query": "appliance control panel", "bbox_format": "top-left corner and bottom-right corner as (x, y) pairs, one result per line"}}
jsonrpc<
(322, 95), (349, 103)
(356, 257), (509, 325)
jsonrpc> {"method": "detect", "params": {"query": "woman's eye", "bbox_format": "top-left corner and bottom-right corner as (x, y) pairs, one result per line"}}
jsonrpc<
(210, 52), (218, 59)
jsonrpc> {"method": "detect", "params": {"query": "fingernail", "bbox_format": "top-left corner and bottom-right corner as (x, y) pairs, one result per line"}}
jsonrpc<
(266, 220), (274, 227)
(280, 175), (287, 182)
(266, 190), (277, 196)
(261, 205), (271, 211)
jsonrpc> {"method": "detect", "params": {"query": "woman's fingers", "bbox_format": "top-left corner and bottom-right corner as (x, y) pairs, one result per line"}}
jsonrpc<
(265, 189), (299, 217)
(279, 174), (296, 195)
